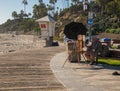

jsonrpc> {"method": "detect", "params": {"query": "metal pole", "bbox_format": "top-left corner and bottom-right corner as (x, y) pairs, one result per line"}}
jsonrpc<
(89, 25), (92, 42)
(89, 0), (93, 42)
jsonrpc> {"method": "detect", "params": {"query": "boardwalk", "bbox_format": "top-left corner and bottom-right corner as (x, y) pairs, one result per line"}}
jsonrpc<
(0, 46), (67, 91)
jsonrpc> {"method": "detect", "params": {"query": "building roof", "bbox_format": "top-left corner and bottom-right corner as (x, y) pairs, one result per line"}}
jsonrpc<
(36, 15), (55, 23)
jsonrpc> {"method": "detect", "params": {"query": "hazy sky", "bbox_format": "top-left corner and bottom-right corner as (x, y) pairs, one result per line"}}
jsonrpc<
(0, 0), (64, 24)
(0, 0), (39, 24)
(0, 0), (85, 25)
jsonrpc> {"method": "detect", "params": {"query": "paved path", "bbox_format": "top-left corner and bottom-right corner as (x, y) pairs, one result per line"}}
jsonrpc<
(0, 45), (120, 91)
(51, 52), (120, 91)
(0, 47), (67, 91)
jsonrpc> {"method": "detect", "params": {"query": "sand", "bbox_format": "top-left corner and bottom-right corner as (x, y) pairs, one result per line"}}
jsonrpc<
(0, 34), (46, 55)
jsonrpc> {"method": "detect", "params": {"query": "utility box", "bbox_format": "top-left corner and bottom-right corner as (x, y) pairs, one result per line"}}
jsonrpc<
(36, 15), (55, 46)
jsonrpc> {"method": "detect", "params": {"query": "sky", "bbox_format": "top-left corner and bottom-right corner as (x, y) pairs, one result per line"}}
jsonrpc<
(0, 0), (84, 25)
(0, 0), (36, 24)
(0, 0), (64, 25)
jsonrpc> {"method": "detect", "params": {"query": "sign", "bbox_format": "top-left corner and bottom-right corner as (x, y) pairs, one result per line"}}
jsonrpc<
(41, 24), (46, 28)
(88, 12), (93, 18)
(88, 18), (93, 26)
(40, 23), (47, 30)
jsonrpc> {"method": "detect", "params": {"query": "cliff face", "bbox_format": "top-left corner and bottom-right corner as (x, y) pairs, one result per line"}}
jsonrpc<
(55, 10), (120, 40)
(55, 9), (88, 38)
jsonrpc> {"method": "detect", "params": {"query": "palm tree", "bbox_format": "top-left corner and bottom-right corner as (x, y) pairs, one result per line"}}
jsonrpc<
(12, 11), (18, 19)
(33, 4), (39, 19)
(33, 2), (47, 19)
(22, 0), (28, 14)
(49, 0), (57, 16)
(18, 10), (24, 19)
(39, 0), (43, 3)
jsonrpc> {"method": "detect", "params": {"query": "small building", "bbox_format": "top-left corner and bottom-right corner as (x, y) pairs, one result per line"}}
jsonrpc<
(36, 15), (55, 46)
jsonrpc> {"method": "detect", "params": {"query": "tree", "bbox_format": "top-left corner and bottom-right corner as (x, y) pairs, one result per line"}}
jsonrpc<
(33, 4), (39, 19)
(95, 0), (111, 15)
(53, 10), (59, 20)
(48, 0), (57, 16)
(12, 11), (18, 19)
(18, 10), (24, 19)
(47, 4), (54, 15)
(39, 0), (43, 3)
(106, 0), (120, 16)
(22, 0), (28, 14)
(33, 1), (47, 19)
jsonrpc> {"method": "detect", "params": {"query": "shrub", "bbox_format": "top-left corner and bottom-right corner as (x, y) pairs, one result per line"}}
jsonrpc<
(105, 28), (120, 34)
(111, 45), (118, 49)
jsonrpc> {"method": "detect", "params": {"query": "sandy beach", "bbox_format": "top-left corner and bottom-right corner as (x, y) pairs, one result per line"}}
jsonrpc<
(0, 34), (46, 55)
(0, 34), (67, 91)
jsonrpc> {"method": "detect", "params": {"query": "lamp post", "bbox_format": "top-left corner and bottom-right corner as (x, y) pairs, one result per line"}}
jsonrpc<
(83, 0), (93, 41)
(83, 0), (94, 41)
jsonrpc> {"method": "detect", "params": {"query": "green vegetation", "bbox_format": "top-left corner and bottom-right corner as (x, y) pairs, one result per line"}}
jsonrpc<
(98, 58), (120, 66)
(105, 28), (120, 34)
(0, 18), (40, 34)
(90, 0), (120, 35)
(111, 45), (118, 49)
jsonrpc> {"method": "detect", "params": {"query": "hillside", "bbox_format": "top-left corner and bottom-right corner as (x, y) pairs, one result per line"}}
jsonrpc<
(0, 18), (39, 34)
(55, 6), (88, 38)
(54, 6), (120, 40)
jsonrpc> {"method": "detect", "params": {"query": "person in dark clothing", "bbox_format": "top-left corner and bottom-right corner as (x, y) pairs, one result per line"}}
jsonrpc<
(85, 37), (102, 65)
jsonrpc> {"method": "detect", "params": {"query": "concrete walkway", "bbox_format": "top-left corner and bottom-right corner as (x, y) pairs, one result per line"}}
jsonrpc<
(51, 52), (120, 91)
